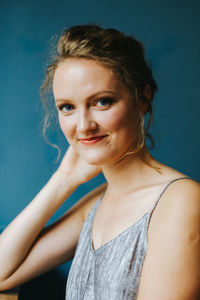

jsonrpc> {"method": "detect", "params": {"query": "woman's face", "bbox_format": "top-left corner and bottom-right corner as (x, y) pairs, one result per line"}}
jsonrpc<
(53, 58), (138, 165)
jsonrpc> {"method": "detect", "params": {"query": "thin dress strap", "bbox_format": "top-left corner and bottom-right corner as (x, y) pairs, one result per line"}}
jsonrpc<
(149, 176), (192, 216)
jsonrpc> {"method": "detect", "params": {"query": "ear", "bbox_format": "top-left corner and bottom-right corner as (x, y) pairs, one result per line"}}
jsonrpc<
(141, 84), (152, 115)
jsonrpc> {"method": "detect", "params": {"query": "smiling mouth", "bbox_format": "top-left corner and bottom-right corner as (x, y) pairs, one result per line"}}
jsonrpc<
(79, 135), (107, 144)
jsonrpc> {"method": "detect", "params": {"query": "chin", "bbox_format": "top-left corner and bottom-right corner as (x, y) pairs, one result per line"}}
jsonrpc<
(81, 153), (108, 166)
(79, 148), (124, 166)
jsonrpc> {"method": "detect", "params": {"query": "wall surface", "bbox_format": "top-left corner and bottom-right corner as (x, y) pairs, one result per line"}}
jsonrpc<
(0, 0), (199, 298)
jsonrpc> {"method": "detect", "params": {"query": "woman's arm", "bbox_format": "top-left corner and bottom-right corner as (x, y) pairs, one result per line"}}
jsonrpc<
(136, 179), (200, 300)
(0, 146), (102, 290)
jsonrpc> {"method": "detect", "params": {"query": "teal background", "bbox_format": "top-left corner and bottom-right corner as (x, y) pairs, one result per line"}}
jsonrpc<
(0, 0), (199, 298)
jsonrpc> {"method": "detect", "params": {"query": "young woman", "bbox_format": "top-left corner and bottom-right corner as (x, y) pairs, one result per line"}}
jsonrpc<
(0, 24), (199, 300)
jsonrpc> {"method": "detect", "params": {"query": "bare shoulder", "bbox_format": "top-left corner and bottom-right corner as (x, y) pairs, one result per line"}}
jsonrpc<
(148, 177), (200, 249)
(137, 178), (200, 300)
(147, 177), (200, 247)
(163, 176), (199, 204)
(160, 177), (200, 216)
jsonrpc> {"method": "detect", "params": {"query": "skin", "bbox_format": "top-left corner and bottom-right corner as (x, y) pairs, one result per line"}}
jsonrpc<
(53, 57), (193, 234)
(0, 57), (199, 300)
(53, 58), (140, 166)
(53, 58), (200, 299)
(52, 58), (186, 196)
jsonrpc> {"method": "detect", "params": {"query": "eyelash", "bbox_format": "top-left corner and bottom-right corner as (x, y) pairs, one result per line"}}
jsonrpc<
(58, 103), (74, 112)
(95, 97), (114, 107)
(57, 97), (115, 112)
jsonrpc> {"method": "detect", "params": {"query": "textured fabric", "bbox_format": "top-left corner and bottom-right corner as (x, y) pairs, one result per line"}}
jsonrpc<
(65, 177), (191, 299)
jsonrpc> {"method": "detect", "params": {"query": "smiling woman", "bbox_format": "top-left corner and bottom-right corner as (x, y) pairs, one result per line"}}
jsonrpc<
(52, 58), (142, 166)
(0, 24), (199, 300)
(42, 25), (158, 162)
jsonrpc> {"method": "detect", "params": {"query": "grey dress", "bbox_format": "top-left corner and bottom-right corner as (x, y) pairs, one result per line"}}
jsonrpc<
(65, 176), (191, 299)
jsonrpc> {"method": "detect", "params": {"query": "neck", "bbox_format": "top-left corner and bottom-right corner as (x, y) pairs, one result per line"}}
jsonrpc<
(101, 148), (160, 197)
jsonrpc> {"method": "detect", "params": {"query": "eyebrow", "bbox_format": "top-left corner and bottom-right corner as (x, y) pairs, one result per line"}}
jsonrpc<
(55, 90), (116, 103)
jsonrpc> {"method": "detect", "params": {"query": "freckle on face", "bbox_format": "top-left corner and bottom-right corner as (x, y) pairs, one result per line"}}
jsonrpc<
(53, 58), (138, 165)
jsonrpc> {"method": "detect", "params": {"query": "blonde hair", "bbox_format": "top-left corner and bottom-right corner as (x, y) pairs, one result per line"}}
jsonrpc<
(41, 24), (160, 171)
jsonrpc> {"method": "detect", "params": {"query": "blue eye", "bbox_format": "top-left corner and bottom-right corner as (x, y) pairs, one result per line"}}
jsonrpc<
(58, 103), (74, 112)
(96, 97), (114, 107)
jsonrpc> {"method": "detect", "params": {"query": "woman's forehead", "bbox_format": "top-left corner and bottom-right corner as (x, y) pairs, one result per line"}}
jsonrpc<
(53, 58), (129, 99)
(54, 58), (115, 84)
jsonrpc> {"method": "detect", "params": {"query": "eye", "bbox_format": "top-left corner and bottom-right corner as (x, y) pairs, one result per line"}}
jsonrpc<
(95, 97), (114, 108)
(58, 103), (75, 112)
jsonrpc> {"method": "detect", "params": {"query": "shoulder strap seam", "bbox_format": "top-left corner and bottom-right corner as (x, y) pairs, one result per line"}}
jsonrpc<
(158, 176), (191, 200)
(150, 176), (192, 215)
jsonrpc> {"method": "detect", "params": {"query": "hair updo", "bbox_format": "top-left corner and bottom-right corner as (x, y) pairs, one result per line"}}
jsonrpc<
(41, 24), (158, 164)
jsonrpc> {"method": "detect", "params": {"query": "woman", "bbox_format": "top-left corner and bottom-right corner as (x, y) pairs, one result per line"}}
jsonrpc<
(0, 24), (199, 300)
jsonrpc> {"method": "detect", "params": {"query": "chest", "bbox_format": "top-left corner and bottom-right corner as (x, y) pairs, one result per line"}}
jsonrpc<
(91, 192), (158, 251)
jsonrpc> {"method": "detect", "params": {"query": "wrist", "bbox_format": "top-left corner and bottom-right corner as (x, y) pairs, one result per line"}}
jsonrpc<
(50, 170), (80, 192)
(39, 171), (80, 209)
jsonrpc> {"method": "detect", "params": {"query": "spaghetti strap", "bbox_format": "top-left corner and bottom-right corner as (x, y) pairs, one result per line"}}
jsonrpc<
(149, 176), (192, 216)
(65, 175), (194, 299)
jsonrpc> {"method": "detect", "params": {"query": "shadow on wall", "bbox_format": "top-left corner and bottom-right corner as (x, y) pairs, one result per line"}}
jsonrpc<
(19, 268), (68, 300)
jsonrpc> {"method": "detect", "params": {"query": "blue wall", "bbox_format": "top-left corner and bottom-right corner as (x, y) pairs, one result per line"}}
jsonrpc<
(0, 0), (200, 297)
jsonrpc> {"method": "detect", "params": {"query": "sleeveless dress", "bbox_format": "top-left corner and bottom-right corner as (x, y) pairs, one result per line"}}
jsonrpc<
(65, 177), (191, 299)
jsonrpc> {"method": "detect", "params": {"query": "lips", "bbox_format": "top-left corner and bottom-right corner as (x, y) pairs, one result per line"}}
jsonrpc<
(79, 135), (107, 144)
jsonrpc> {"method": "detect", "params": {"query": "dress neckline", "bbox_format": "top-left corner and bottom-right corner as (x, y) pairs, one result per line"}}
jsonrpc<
(90, 196), (149, 254)
(89, 176), (191, 254)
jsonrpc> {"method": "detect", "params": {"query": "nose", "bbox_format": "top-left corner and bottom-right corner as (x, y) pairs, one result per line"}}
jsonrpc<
(77, 109), (97, 133)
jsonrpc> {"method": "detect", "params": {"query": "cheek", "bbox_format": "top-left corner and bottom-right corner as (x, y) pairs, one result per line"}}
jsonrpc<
(58, 115), (75, 141)
(102, 106), (135, 133)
